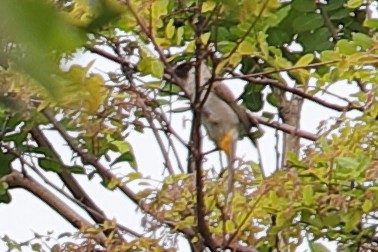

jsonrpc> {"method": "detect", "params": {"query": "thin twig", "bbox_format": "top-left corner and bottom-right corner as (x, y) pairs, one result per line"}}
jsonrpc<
(224, 1), (269, 61)
(228, 73), (363, 112)
(318, 4), (338, 42)
(143, 106), (176, 175)
(229, 60), (339, 78)
(226, 185), (272, 247)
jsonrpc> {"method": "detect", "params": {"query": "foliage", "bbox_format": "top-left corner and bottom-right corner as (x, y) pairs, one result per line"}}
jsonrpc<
(1, 0), (378, 251)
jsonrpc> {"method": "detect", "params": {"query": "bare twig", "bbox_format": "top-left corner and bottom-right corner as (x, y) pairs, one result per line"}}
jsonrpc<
(226, 185), (272, 247)
(318, 4), (338, 42)
(234, 60), (339, 78)
(228, 73), (363, 112)
(87, 46), (137, 70)
(143, 106), (175, 175)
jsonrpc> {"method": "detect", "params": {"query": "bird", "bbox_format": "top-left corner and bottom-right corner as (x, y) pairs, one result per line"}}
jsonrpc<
(172, 61), (258, 196)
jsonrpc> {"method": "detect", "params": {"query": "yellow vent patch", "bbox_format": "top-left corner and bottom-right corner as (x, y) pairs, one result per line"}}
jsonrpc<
(219, 131), (235, 158)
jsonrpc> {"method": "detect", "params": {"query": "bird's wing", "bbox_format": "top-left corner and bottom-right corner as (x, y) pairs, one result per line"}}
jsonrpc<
(213, 82), (253, 133)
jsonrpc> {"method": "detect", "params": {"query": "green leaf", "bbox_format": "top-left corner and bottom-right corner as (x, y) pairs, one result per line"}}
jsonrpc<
(298, 28), (333, 53)
(215, 27), (232, 42)
(238, 41), (255, 55)
(329, 9), (350, 20)
(0, 0), (84, 52)
(337, 39), (357, 55)
(302, 185), (314, 206)
(353, 33), (372, 50)
(242, 84), (265, 112)
(160, 82), (182, 96)
(144, 81), (163, 89)
(225, 220), (235, 233)
(320, 50), (341, 61)
(267, 27), (292, 46)
(111, 152), (137, 170)
(295, 54), (314, 67)
(363, 19), (378, 28)
(176, 26), (184, 45)
(324, 0), (346, 11)
(66, 166), (85, 174)
(139, 58), (164, 78)
(240, 57), (257, 74)
(165, 19), (175, 39)
(0, 182), (10, 203)
(0, 192), (11, 204)
(346, 0), (364, 8)
(0, 153), (14, 177)
(308, 241), (331, 252)
(85, 0), (125, 32)
(335, 157), (360, 169)
(0, 182), (8, 195)
(38, 158), (63, 173)
(106, 177), (122, 190)
(292, 13), (324, 33)
(31, 243), (42, 251)
(344, 211), (361, 232)
(362, 199), (373, 213)
(322, 213), (340, 227)
(292, 0), (317, 12)
(0, 0), (85, 96)
(201, 33), (211, 45)
(267, 92), (280, 108)
(3, 131), (28, 146)
(202, 1), (216, 12)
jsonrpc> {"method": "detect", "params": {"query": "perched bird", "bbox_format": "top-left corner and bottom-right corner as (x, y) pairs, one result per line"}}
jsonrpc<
(172, 61), (257, 194)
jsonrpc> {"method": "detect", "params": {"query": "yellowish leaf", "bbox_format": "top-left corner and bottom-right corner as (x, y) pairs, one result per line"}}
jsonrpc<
(295, 54), (314, 67)
(229, 52), (242, 67)
(200, 32), (211, 45)
(238, 41), (255, 55)
(176, 26), (184, 45)
(165, 19), (175, 39)
(202, 1), (216, 12)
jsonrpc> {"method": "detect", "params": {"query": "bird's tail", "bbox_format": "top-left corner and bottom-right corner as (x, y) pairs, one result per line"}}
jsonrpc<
(219, 130), (237, 206)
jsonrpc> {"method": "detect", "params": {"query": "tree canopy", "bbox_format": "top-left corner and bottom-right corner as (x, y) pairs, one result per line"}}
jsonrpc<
(1, 0), (378, 251)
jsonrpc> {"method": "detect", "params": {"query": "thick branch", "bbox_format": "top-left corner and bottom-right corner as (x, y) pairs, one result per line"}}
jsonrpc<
(1, 171), (106, 245)
(279, 90), (304, 167)
(87, 46), (136, 69)
(30, 127), (109, 225)
(42, 109), (139, 205)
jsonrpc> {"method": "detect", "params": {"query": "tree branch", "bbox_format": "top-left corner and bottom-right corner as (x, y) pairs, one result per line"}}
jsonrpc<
(29, 127), (109, 225)
(228, 73), (363, 112)
(41, 109), (200, 243)
(250, 114), (317, 141)
(1, 171), (107, 245)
